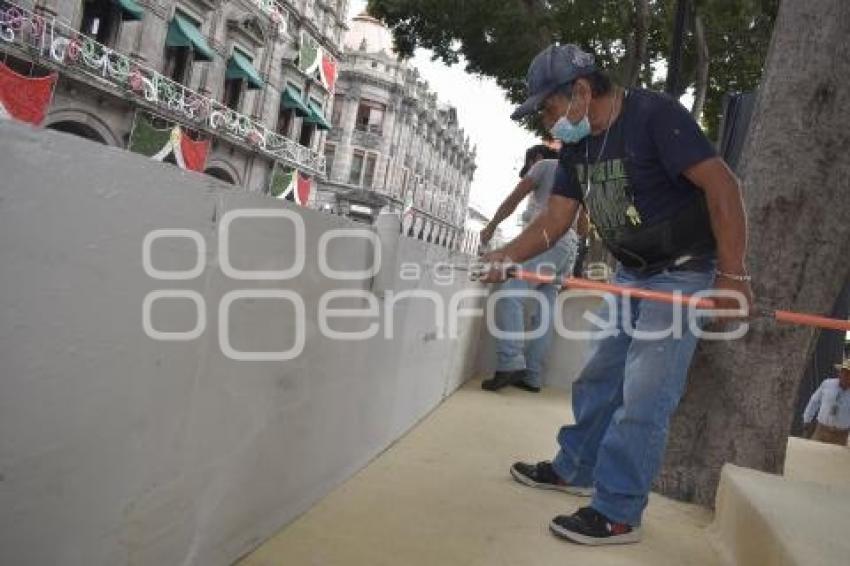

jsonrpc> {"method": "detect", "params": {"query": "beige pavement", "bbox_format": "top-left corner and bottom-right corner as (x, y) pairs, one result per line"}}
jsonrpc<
(239, 380), (722, 566)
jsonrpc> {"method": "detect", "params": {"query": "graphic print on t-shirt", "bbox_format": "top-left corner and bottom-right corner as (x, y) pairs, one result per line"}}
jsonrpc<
(575, 158), (641, 238)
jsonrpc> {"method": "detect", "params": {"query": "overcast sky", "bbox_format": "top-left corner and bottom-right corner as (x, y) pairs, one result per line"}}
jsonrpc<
(343, 3), (699, 239)
(347, 1), (538, 237)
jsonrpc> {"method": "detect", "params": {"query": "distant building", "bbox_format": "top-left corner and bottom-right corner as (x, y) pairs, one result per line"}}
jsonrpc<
(0, 0), (348, 191)
(459, 206), (502, 256)
(318, 13), (477, 249)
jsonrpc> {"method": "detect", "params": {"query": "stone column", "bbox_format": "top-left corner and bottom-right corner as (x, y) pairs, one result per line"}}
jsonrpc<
(332, 91), (359, 183)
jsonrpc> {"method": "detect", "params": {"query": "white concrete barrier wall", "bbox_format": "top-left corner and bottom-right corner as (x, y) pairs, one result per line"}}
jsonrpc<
(0, 122), (484, 566)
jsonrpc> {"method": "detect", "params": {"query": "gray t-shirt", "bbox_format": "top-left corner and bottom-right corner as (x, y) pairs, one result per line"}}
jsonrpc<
(522, 159), (578, 235)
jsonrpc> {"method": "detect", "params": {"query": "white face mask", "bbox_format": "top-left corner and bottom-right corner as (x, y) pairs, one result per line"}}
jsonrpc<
(550, 95), (591, 144)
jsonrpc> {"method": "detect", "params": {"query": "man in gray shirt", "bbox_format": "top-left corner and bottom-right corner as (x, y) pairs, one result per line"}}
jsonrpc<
(480, 145), (580, 393)
(803, 358), (850, 445)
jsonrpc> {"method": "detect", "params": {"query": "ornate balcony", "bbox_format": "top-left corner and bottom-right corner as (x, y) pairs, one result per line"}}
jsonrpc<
(0, 1), (325, 177)
(248, 0), (290, 34)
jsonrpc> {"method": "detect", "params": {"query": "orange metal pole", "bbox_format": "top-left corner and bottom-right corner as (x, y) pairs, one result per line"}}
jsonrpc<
(509, 269), (717, 309)
(772, 310), (850, 332)
(504, 268), (850, 333)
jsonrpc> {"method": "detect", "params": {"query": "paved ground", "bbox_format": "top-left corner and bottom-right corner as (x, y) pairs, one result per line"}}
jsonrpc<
(239, 380), (722, 566)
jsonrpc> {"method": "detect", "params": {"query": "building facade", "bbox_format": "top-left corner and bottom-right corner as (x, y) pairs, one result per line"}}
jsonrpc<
(318, 13), (477, 250)
(459, 205), (503, 256)
(0, 0), (348, 191)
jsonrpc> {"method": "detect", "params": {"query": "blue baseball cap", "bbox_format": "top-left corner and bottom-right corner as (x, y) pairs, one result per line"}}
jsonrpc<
(510, 44), (597, 120)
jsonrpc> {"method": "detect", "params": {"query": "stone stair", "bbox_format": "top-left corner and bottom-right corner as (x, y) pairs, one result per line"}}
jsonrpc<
(711, 438), (850, 565)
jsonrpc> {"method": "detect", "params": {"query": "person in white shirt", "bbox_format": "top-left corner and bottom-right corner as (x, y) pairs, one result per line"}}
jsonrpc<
(803, 358), (850, 445)
(480, 144), (584, 393)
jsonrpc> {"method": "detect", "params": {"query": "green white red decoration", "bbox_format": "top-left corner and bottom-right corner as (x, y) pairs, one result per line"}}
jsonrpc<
(270, 165), (312, 206)
(299, 30), (336, 92)
(0, 1), (325, 176)
(299, 30), (321, 75)
(320, 53), (337, 92)
(0, 61), (57, 125)
(129, 113), (209, 172)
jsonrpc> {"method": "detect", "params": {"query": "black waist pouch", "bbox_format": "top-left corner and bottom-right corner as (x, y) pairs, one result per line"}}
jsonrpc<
(601, 195), (717, 274)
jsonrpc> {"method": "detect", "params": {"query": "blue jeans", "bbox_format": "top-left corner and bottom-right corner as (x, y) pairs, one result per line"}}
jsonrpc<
(494, 233), (578, 387)
(551, 264), (716, 525)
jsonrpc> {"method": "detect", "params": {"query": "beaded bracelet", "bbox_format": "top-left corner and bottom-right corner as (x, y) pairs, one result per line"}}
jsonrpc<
(715, 270), (752, 282)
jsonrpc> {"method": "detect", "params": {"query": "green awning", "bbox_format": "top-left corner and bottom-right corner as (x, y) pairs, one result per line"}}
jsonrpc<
(226, 51), (264, 90)
(166, 14), (215, 62)
(113, 0), (144, 20)
(281, 86), (310, 117)
(304, 101), (331, 131)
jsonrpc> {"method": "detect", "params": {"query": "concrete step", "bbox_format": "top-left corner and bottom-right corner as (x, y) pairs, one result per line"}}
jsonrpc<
(712, 453), (850, 566)
(784, 436), (850, 489)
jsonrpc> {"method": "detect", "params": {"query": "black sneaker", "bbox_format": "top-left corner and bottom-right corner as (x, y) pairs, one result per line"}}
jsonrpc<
(481, 370), (526, 391)
(509, 461), (593, 496)
(549, 506), (641, 545)
(511, 380), (540, 393)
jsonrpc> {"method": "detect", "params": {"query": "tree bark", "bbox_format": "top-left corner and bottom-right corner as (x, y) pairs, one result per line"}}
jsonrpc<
(656, 0), (850, 507)
(521, 0), (553, 49)
(691, 11), (709, 120)
(625, 0), (649, 87)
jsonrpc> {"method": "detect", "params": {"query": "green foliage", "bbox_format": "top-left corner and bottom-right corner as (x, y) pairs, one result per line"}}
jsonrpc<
(367, 0), (778, 140)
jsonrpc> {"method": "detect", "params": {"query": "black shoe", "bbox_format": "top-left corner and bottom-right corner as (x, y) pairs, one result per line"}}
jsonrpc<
(509, 461), (593, 496)
(481, 370), (526, 391)
(549, 506), (641, 545)
(511, 380), (540, 393)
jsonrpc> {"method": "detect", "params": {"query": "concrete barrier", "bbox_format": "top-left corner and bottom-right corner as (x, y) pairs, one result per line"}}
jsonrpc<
(0, 121), (484, 566)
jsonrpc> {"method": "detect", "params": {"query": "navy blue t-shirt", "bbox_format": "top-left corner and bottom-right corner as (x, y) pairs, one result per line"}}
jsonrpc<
(553, 89), (716, 236)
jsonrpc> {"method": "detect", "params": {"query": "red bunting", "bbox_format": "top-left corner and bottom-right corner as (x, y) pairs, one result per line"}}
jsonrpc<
(296, 173), (312, 206)
(179, 134), (210, 173)
(0, 62), (57, 126)
(321, 54), (337, 92)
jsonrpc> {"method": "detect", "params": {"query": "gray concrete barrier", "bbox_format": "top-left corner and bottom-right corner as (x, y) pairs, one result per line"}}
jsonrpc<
(0, 121), (484, 566)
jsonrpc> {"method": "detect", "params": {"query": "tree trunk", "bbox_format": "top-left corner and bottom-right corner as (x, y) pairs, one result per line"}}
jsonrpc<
(691, 11), (709, 120)
(521, 0), (553, 49)
(665, 0), (691, 96)
(624, 0), (650, 87)
(656, 0), (850, 507)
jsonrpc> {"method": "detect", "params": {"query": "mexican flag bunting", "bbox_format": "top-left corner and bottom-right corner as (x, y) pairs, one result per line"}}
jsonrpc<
(270, 167), (296, 199)
(299, 30), (322, 75)
(178, 134), (210, 172)
(0, 61), (57, 126)
(128, 114), (209, 172)
(294, 173), (313, 206)
(270, 167), (313, 207)
(129, 114), (172, 155)
(319, 53), (337, 92)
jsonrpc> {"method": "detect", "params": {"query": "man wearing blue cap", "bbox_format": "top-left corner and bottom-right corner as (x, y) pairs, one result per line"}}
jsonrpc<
(481, 44), (753, 545)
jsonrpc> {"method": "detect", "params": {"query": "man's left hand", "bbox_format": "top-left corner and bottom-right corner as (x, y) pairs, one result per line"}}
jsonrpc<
(711, 274), (755, 319)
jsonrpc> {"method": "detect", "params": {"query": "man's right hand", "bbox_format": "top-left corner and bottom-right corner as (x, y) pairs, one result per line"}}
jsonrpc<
(477, 249), (515, 283)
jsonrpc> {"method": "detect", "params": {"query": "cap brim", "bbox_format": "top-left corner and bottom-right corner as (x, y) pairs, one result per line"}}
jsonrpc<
(510, 91), (547, 121)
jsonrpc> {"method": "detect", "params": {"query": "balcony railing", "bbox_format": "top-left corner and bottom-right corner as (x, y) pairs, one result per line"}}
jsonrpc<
(0, 1), (325, 177)
(249, 0), (289, 34)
